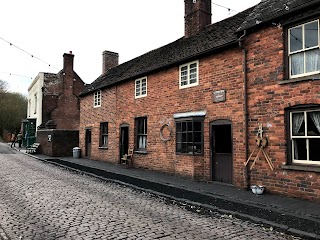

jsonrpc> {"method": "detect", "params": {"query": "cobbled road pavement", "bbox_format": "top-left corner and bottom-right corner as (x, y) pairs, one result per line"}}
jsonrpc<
(0, 152), (301, 240)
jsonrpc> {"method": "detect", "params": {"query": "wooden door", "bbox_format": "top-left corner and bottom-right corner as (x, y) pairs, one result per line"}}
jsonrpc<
(120, 126), (129, 162)
(211, 121), (233, 184)
(85, 128), (91, 158)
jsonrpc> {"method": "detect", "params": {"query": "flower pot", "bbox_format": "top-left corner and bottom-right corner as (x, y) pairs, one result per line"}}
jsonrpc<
(251, 185), (265, 195)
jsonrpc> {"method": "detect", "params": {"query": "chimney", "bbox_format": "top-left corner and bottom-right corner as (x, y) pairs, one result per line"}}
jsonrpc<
(63, 51), (75, 94)
(102, 50), (119, 74)
(185, 0), (211, 38)
(63, 51), (74, 73)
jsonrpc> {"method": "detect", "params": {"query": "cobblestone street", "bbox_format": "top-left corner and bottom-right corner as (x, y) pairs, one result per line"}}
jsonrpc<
(0, 153), (300, 240)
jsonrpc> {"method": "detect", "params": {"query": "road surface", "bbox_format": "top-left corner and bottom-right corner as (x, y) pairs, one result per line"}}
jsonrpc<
(0, 142), (299, 239)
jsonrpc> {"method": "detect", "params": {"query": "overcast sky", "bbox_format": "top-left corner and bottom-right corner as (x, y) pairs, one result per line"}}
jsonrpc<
(0, 0), (260, 95)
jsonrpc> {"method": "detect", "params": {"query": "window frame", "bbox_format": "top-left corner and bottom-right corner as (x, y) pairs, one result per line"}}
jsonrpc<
(287, 19), (320, 79)
(179, 60), (199, 89)
(99, 122), (108, 148)
(34, 94), (37, 114)
(287, 105), (320, 165)
(94, 90), (101, 108)
(135, 117), (147, 151)
(135, 77), (147, 99)
(28, 99), (31, 117)
(175, 117), (204, 155)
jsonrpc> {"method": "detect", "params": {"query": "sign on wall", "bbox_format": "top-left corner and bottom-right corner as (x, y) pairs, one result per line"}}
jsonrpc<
(213, 90), (226, 102)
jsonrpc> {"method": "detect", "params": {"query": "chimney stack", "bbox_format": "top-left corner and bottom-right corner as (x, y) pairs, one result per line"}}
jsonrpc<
(63, 51), (75, 94)
(63, 51), (74, 73)
(185, 0), (211, 38)
(102, 50), (119, 74)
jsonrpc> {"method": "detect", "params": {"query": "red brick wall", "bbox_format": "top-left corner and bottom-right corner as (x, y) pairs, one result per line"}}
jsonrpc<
(245, 26), (320, 202)
(37, 129), (79, 157)
(80, 87), (118, 162)
(45, 73), (84, 130)
(80, 47), (246, 183)
(79, 23), (320, 202)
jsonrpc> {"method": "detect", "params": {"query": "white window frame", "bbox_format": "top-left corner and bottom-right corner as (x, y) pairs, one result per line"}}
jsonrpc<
(94, 90), (101, 107)
(34, 94), (37, 114)
(290, 109), (320, 165)
(28, 99), (31, 117)
(288, 19), (320, 79)
(179, 60), (199, 89)
(135, 77), (147, 99)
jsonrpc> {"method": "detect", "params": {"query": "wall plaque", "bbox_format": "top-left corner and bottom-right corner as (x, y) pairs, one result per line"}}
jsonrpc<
(213, 90), (226, 102)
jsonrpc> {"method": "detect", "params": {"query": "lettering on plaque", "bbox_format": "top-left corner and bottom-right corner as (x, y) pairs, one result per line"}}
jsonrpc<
(213, 90), (226, 102)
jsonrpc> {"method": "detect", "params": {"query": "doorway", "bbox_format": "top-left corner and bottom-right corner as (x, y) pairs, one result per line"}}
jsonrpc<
(85, 128), (92, 158)
(120, 125), (129, 162)
(211, 120), (233, 184)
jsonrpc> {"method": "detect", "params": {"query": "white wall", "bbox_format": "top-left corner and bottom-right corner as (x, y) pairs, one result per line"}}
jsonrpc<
(27, 72), (44, 128)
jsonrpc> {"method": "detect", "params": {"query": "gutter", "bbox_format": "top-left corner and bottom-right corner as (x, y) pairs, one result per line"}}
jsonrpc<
(238, 30), (250, 189)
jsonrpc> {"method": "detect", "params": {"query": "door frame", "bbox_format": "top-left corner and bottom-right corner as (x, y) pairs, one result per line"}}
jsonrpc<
(210, 120), (233, 184)
(85, 127), (92, 158)
(119, 124), (129, 163)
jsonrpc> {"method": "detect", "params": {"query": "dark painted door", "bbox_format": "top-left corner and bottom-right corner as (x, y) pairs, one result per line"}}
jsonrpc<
(85, 128), (91, 158)
(120, 126), (129, 162)
(211, 122), (233, 184)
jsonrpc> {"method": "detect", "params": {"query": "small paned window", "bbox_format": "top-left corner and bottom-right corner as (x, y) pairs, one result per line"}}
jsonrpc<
(175, 118), (203, 155)
(94, 90), (101, 107)
(135, 77), (147, 98)
(136, 117), (147, 150)
(100, 122), (108, 147)
(34, 94), (37, 114)
(179, 61), (199, 89)
(288, 20), (320, 78)
(289, 108), (320, 164)
(28, 99), (31, 117)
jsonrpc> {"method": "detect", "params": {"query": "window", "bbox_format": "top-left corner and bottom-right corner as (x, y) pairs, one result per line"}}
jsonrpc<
(135, 117), (147, 150)
(100, 122), (108, 148)
(288, 20), (320, 78)
(28, 99), (31, 117)
(176, 118), (203, 155)
(94, 90), (101, 107)
(179, 61), (199, 89)
(34, 94), (37, 114)
(289, 108), (320, 164)
(135, 77), (147, 98)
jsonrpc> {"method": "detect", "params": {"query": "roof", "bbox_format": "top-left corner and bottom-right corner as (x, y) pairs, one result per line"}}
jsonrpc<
(81, 0), (320, 96)
(238, 0), (320, 32)
(81, 7), (254, 96)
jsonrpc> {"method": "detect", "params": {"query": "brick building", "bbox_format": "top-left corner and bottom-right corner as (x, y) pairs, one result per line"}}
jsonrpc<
(27, 52), (85, 156)
(80, 0), (320, 202)
(28, 52), (85, 130)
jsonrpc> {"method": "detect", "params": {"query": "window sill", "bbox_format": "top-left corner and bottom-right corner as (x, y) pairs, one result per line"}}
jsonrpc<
(134, 150), (148, 154)
(176, 153), (203, 156)
(98, 147), (108, 150)
(279, 75), (320, 85)
(281, 164), (320, 173)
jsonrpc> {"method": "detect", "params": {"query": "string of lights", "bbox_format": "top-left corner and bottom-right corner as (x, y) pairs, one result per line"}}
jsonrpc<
(212, 1), (239, 13)
(0, 72), (33, 80)
(0, 36), (59, 70)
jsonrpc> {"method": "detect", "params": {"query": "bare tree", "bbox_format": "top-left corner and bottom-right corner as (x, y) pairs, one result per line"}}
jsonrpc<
(0, 80), (27, 136)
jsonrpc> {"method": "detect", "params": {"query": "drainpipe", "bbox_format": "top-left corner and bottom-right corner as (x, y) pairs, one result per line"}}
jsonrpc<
(238, 30), (250, 189)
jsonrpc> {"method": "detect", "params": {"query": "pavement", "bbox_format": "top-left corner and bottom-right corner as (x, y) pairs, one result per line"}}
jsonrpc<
(11, 144), (320, 239)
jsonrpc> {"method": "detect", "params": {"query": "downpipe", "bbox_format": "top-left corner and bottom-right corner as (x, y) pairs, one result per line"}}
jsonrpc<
(238, 30), (250, 189)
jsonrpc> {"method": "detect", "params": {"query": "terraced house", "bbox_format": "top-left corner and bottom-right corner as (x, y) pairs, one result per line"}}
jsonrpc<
(80, 0), (320, 202)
